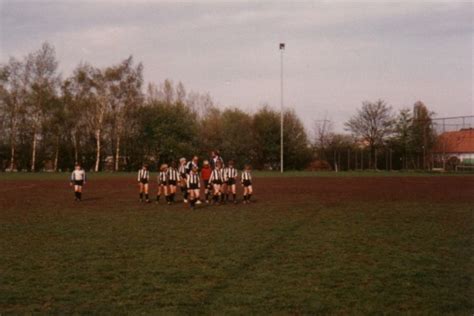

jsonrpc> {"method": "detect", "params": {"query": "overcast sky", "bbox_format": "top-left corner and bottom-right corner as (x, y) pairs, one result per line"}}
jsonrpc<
(1, 0), (472, 131)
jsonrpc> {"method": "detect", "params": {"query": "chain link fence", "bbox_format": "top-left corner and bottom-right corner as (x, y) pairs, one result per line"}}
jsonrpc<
(320, 116), (473, 172)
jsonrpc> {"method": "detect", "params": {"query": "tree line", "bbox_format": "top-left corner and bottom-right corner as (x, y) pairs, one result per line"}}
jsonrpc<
(0, 43), (436, 172)
(0, 43), (312, 172)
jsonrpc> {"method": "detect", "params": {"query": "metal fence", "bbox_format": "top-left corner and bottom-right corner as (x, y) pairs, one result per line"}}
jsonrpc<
(323, 116), (474, 172)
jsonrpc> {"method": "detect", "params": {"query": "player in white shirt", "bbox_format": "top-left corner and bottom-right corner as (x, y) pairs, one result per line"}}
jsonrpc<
(241, 164), (253, 204)
(137, 164), (150, 203)
(70, 163), (86, 201)
(225, 160), (239, 204)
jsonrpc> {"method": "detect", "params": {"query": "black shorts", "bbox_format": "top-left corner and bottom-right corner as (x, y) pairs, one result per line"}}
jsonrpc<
(74, 180), (84, 186)
(139, 179), (148, 184)
(188, 184), (199, 190)
(227, 178), (236, 186)
(212, 180), (223, 185)
(204, 180), (210, 188)
(168, 180), (177, 186)
(243, 180), (252, 187)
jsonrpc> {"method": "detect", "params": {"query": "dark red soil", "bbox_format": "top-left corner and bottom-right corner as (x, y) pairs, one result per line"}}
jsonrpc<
(1, 176), (473, 215)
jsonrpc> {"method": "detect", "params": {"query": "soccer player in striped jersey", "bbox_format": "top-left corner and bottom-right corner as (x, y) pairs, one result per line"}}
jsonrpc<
(209, 160), (224, 204)
(156, 164), (169, 204)
(210, 150), (224, 170)
(186, 165), (201, 209)
(201, 160), (212, 203)
(70, 163), (86, 201)
(186, 156), (199, 174)
(167, 161), (180, 204)
(137, 164), (150, 203)
(178, 157), (188, 203)
(221, 163), (229, 204)
(186, 156), (202, 205)
(241, 164), (253, 204)
(225, 160), (239, 204)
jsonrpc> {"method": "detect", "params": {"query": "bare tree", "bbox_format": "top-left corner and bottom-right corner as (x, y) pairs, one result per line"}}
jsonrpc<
(345, 100), (394, 169)
(0, 58), (26, 171)
(24, 43), (60, 171)
(312, 115), (333, 159)
(69, 63), (109, 172)
(176, 81), (186, 104)
(186, 91), (214, 118)
(106, 56), (143, 171)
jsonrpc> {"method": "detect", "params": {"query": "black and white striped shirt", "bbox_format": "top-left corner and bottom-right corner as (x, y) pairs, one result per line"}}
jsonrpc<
(158, 171), (167, 184)
(186, 161), (198, 174)
(137, 169), (149, 181)
(241, 170), (252, 182)
(211, 156), (224, 169)
(209, 168), (224, 182)
(225, 167), (238, 180)
(167, 168), (180, 181)
(178, 164), (187, 177)
(186, 172), (201, 188)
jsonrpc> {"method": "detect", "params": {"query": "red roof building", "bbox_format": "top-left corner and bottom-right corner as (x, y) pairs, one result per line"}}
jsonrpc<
(433, 128), (474, 165)
(433, 129), (474, 154)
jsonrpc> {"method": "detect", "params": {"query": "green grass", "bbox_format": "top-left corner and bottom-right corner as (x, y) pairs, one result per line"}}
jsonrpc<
(1, 175), (473, 314)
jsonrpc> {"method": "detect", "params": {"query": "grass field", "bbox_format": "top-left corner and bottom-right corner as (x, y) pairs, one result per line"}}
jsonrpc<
(1, 172), (473, 314)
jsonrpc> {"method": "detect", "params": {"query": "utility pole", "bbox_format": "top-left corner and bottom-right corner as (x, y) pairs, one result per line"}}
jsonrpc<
(279, 43), (285, 173)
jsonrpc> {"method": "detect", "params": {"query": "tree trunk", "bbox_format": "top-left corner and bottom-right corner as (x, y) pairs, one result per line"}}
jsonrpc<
(31, 131), (37, 172)
(374, 148), (377, 170)
(54, 135), (60, 171)
(94, 129), (101, 172)
(72, 132), (79, 163)
(9, 141), (15, 171)
(115, 134), (120, 172)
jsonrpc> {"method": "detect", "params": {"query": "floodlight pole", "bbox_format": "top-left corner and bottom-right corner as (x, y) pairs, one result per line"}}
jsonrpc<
(280, 43), (285, 173)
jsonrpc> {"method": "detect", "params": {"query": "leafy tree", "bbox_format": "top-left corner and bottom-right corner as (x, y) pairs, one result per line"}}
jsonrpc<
(283, 109), (312, 170)
(252, 106), (280, 169)
(219, 108), (255, 168)
(197, 106), (225, 157)
(390, 108), (413, 169)
(411, 101), (435, 169)
(127, 101), (198, 169)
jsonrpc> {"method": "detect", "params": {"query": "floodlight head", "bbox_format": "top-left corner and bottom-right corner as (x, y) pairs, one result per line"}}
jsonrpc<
(279, 43), (285, 50)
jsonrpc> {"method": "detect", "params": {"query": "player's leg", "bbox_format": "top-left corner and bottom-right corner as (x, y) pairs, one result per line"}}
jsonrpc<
(214, 184), (222, 202)
(231, 184), (237, 203)
(195, 188), (200, 202)
(74, 184), (79, 201)
(168, 185), (172, 202)
(188, 189), (195, 208)
(247, 185), (253, 202)
(165, 185), (171, 204)
(144, 183), (150, 202)
(156, 185), (162, 203)
(77, 183), (83, 201)
(181, 180), (188, 203)
(212, 184), (218, 203)
(204, 180), (209, 203)
(221, 183), (227, 203)
(139, 183), (144, 202)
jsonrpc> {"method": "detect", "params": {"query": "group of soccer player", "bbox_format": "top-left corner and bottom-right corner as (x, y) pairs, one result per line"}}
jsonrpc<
(70, 150), (254, 209)
(137, 151), (253, 209)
